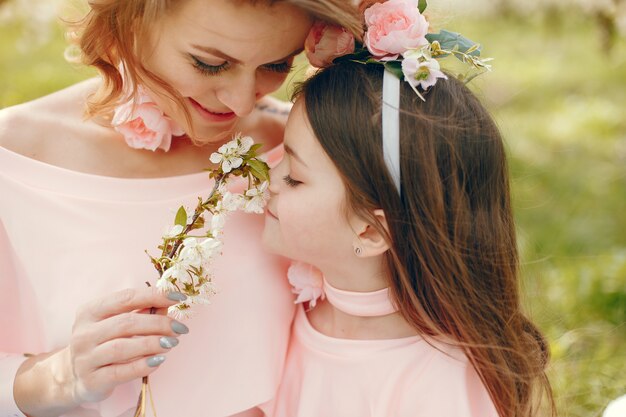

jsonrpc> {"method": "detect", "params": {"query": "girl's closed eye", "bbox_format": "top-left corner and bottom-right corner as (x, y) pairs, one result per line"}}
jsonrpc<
(283, 174), (302, 187)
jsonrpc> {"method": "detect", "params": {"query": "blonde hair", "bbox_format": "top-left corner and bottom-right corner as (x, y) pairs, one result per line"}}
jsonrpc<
(68, 0), (361, 122)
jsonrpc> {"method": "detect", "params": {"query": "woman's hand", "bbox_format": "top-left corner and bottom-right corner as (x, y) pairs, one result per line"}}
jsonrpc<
(14, 287), (188, 417)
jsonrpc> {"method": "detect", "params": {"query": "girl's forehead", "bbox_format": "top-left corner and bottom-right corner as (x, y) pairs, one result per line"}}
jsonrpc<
(285, 101), (336, 170)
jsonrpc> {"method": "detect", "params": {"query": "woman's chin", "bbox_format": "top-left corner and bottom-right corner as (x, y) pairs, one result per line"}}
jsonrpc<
(188, 124), (238, 146)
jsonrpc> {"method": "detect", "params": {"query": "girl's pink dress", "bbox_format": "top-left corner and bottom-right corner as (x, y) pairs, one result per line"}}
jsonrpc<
(0, 145), (293, 417)
(261, 306), (500, 417)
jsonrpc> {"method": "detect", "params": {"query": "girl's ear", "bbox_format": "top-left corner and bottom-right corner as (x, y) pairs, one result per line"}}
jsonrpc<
(350, 209), (390, 257)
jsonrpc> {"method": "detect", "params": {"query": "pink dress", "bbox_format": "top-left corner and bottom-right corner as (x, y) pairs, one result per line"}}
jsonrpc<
(262, 306), (500, 417)
(0, 145), (294, 417)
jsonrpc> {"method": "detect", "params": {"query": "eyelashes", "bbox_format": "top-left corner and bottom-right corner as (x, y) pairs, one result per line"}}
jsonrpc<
(191, 55), (293, 77)
(264, 61), (294, 73)
(282, 175), (301, 187)
(191, 55), (230, 75)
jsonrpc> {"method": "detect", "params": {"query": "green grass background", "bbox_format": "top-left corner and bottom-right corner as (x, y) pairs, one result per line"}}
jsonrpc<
(1, 5), (624, 417)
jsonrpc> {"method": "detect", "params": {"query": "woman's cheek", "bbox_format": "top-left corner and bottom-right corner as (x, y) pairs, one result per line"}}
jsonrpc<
(258, 72), (289, 97)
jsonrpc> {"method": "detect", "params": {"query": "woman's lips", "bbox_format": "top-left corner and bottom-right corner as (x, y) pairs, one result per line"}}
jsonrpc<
(188, 98), (236, 123)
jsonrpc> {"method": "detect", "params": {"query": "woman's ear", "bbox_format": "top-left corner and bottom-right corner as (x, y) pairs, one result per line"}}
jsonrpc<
(350, 209), (390, 257)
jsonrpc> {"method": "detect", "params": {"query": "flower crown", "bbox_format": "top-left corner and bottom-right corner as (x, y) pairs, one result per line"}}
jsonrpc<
(305, 0), (492, 101)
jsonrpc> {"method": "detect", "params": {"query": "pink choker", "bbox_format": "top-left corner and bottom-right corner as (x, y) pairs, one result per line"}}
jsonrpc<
(322, 279), (398, 317)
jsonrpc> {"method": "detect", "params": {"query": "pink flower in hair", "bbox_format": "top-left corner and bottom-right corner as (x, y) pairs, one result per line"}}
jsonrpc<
(112, 87), (185, 152)
(287, 261), (325, 308)
(364, 0), (429, 61)
(305, 21), (355, 68)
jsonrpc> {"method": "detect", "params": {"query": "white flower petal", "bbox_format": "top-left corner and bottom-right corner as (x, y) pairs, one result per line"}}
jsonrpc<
(210, 152), (223, 164)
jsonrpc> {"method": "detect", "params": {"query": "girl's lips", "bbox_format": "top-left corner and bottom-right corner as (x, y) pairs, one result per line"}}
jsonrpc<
(266, 208), (279, 220)
(188, 98), (236, 123)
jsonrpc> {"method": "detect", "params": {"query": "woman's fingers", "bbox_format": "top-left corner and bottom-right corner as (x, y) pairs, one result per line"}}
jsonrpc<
(65, 287), (189, 404)
(74, 355), (166, 401)
(79, 287), (185, 322)
(89, 335), (179, 369)
(86, 312), (188, 346)
(98, 355), (164, 384)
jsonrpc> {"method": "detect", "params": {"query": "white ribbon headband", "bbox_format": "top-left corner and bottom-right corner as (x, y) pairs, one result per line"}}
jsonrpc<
(382, 68), (401, 195)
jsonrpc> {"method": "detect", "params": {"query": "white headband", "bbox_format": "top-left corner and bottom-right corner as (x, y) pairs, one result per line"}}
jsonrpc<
(382, 68), (401, 195)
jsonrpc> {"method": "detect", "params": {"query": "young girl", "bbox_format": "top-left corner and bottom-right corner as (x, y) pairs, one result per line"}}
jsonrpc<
(261, 9), (554, 417)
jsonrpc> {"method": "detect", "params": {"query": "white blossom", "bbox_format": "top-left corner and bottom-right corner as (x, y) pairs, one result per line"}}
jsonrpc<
(221, 192), (245, 212)
(152, 133), (268, 322)
(402, 48), (448, 93)
(211, 213), (226, 234)
(179, 237), (223, 268)
(161, 260), (191, 284)
(168, 304), (194, 321)
(237, 136), (254, 154)
(187, 281), (217, 306)
(156, 276), (178, 292)
(243, 182), (269, 214)
(166, 224), (184, 237)
(210, 141), (243, 173)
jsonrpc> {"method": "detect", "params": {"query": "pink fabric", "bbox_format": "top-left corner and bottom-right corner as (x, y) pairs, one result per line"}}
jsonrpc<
(0, 145), (294, 417)
(322, 278), (397, 317)
(262, 306), (499, 417)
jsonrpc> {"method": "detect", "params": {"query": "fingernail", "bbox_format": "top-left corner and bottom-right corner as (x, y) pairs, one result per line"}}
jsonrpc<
(147, 355), (166, 367)
(167, 292), (187, 302)
(159, 336), (179, 349)
(171, 320), (189, 335)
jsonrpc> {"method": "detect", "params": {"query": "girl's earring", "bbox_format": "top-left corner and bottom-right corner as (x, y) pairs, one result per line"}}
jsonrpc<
(354, 246), (362, 256)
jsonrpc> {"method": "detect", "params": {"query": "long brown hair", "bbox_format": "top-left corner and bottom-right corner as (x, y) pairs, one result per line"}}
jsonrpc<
(296, 62), (555, 417)
(67, 0), (361, 122)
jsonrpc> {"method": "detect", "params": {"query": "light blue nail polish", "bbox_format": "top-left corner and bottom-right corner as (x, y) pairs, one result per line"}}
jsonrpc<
(159, 336), (179, 349)
(171, 320), (189, 335)
(147, 355), (166, 367)
(167, 292), (187, 302)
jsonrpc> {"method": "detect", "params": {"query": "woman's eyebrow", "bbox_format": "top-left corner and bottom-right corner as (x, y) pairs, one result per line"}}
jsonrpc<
(190, 45), (303, 65)
(191, 45), (241, 64)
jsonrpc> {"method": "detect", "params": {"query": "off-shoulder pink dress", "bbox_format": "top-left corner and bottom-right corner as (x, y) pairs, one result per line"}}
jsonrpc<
(0, 145), (293, 417)
(261, 306), (500, 417)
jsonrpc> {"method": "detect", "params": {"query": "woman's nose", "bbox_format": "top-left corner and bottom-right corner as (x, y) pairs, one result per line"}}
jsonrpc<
(216, 73), (259, 117)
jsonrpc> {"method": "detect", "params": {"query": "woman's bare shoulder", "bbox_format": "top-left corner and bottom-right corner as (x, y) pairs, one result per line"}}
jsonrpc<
(0, 78), (102, 157)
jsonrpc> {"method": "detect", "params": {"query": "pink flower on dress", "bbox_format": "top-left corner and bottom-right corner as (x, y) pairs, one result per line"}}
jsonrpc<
(364, 0), (430, 61)
(287, 261), (325, 308)
(112, 87), (185, 152)
(305, 21), (355, 68)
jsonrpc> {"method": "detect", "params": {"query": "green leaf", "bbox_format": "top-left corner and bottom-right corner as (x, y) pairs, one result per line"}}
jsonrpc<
(247, 143), (263, 158)
(418, 0), (428, 14)
(426, 30), (481, 59)
(383, 61), (404, 80)
(174, 206), (187, 227)
(247, 159), (270, 182)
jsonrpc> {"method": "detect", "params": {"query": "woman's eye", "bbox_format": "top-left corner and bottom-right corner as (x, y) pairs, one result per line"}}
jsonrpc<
(263, 61), (293, 74)
(191, 55), (230, 76)
(282, 175), (302, 187)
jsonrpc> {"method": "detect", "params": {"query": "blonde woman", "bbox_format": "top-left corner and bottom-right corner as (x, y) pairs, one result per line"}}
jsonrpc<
(0, 1), (360, 416)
